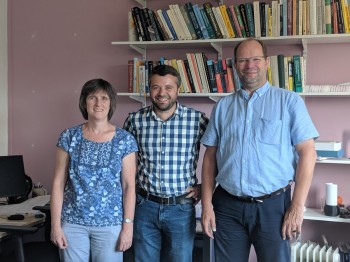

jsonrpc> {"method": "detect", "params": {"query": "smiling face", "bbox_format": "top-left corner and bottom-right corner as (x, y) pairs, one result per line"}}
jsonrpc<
(235, 40), (270, 93)
(149, 74), (180, 119)
(85, 89), (111, 121)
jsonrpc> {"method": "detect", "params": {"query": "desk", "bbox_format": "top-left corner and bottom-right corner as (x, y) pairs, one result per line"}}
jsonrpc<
(0, 196), (50, 261)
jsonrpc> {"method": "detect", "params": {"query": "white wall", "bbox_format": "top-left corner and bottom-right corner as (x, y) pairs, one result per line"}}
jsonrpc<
(0, 0), (8, 155)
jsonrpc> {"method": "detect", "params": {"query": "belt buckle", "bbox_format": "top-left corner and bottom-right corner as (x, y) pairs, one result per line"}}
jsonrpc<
(161, 197), (170, 205)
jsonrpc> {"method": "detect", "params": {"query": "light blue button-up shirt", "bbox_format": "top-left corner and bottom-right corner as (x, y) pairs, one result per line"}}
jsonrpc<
(201, 82), (319, 197)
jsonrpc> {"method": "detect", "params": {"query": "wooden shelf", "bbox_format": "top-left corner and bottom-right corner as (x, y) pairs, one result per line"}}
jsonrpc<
(112, 34), (350, 50)
(304, 208), (350, 223)
(316, 158), (350, 164)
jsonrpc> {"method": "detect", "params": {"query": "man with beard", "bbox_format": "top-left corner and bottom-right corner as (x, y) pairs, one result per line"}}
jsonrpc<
(200, 38), (319, 262)
(123, 64), (208, 262)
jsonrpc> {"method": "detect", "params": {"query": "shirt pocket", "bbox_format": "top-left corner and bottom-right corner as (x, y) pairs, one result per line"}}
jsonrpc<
(259, 118), (282, 145)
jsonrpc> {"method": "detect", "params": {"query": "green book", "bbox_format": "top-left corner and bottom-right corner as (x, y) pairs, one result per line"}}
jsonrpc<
(293, 55), (303, 92)
(277, 54), (285, 89)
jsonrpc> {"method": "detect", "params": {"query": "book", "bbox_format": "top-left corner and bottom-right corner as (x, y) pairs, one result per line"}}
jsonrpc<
(217, 59), (227, 92)
(245, 3), (255, 37)
(225, 58), (235, 92)
(253, 1), (261, 37)
(184, 2), (204, 39)
(128, 60), (134, 92)
(206, 59), (218, 93)
(260, 2), (267, 37)
(170, 4), (192, 40)
(270, 55), (280, 87)
(131, 6), (147, 41)
(192, 4), (210, 39)
(315, 141), (342, 151)
(162, 9), (178, 40)
(179, 4), (198, 40)
(186, 53), (203, 93)
(203, 2), (224, 38)
(316, 149), (345, 158)
(142, 8), (157, 41)
(239, 4), (250, 37)
(226, 6), (239, 37)
(156, 9), (174, 40)
(166, 8), (185, 40)
(293, 55), (303, 92)
(176, 59), (191, 93)
(228, 5), (243, 38)
(213, 6), (230, 38)
(147, 9), (162, 41)
(195, 53), (210, 93)
(200, 6), (216, 39)
(234, 5), (247, 37)
(287, 57), (294, 91)
(277, 54), (286, 88)
(183, 59), (196, 93)
(219, 4), (235, 38)
(325, 0), (333, 33)
(128, 11), (138, 41)
(213, 60), (224, 93)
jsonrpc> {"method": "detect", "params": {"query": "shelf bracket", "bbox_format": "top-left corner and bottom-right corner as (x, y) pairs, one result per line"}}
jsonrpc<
(129, 95), (147, 107)
(208, 96), (221, 102)
(130, 45), (146, 59)
(210, 42), (222, 60)
(134, 0), (146, 8)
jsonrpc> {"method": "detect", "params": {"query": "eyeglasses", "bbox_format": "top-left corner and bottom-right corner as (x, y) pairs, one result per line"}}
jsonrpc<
(236, 56), (266, 65)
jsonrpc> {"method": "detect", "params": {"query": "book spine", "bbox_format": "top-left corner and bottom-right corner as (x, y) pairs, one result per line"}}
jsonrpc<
(213, 60), (224, 93)
(183, 59), (196, 93)
(185, 3), (204, 39)
(234, 5), (247, 37)
(206, 59), (218, 93)
(131, 7), (146, 41)
(253, 1), (261, 37)
(138, 7), (151, 41)
(260, 2), (267, 37)
(162, 10), (178, 40)
(179, 5), (198, 40)
(225, 58), (235, 92)
(226, 6), (239, 37)
(192, 4), (210, 39)
(245, 3), (256, 37)
(325, 0), (333, 33)
(277, 54), (285, 89)
(228, 5), (243, 37)
(293, 55), (303, 92)
(219, 4), (235, 38)
(200, 7), (216, 39)
(239, 4), (250, 37)
(203, 2), (224, 38)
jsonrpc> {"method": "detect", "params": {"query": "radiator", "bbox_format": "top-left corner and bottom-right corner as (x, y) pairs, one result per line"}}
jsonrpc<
(291, 241), (340, 262)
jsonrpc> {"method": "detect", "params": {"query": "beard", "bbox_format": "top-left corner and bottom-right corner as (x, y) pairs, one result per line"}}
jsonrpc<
(151, 96), (177, 112)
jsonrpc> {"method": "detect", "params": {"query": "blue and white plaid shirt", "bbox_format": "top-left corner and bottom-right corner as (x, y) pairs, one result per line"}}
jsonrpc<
(123, 103), (208, 197)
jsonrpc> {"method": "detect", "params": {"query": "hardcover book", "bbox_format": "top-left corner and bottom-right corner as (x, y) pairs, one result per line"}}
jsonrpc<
(203, 2), (224, 38)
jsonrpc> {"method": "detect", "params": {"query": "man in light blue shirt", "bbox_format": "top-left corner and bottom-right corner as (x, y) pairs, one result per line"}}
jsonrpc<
(201, 38), (319, 262)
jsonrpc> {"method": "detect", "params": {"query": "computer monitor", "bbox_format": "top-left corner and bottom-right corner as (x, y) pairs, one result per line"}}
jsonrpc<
(0, 155), (28, 199)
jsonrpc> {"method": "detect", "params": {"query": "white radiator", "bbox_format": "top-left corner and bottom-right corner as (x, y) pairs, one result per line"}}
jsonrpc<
(291, 241), (340, 262)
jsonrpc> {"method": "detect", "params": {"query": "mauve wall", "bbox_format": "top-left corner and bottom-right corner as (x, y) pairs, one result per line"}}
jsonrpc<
(7, 0), (350, 258)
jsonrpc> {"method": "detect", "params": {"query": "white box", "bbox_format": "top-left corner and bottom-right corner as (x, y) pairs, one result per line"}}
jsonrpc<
(315, 141), (342, 151)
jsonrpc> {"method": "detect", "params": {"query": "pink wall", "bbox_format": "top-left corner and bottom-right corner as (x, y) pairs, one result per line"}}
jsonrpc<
(7, 0), (350, 255)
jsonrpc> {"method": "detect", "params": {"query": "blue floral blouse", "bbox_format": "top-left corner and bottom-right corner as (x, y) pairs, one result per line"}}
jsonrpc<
(57, 124), (138, 227)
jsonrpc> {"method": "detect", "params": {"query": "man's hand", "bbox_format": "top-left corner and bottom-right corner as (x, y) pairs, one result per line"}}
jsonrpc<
(281, 204), (304, 240)
(186, 184), (201, 205)
(201, 206), (216, 239)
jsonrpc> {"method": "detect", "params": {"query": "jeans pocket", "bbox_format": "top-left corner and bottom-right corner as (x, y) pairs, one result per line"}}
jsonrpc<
(136, 193), (146, 206)
(179, 203), (195, 212)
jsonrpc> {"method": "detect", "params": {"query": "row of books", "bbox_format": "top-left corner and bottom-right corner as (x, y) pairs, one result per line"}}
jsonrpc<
(128, 1), (350, 42)
(128, 54), (240, 94)
(127, 53), (304, 94)
(303, 84), (350, 92)
(269, 54), (304, 92)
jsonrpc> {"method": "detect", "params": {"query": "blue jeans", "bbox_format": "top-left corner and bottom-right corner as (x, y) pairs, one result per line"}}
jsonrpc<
(133, 193), (196, 262)
(213, 186), (291, 262)
(60, 223), (123, 262)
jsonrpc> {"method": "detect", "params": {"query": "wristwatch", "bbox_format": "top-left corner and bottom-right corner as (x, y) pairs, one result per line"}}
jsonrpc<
(123, 218), (134, 223)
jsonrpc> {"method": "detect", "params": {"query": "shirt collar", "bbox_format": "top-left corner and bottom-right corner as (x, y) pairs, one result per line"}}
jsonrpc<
(149, 102), (183, 120)
(239, 81), (270, 98)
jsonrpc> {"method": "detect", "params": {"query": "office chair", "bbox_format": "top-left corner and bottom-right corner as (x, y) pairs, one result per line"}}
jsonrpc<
(0, 204), (60, 262)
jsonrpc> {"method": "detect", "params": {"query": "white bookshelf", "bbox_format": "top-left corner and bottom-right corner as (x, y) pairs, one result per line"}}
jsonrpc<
(304, 208), (350, 223)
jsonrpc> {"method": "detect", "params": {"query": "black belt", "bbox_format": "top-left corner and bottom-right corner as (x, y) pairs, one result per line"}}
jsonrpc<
(219, 182), (292, 203)
(138, 188), (194, 205)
